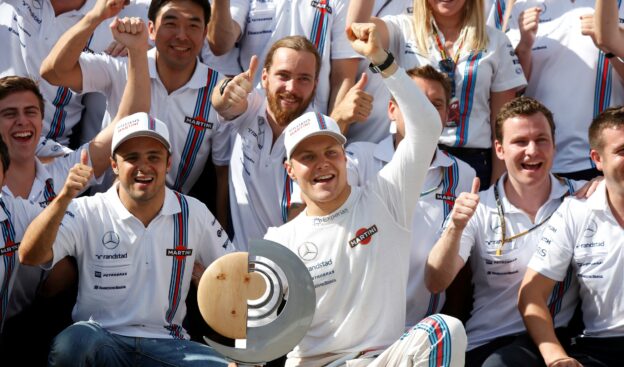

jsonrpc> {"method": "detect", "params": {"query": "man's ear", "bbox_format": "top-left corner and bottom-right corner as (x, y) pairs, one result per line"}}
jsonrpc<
(590, 149), (603, 171)
(148, 20), (157, 42)
(110, 156), (119, 175)
(284, 160), (297, 181)
(494, 139), (505, 161)
(166, 154), (173, 173)
(261, 68), (268, 90)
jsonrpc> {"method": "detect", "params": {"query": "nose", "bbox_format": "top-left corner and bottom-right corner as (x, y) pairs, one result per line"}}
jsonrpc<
(175, 26), (190, 41)
(525, 140), (538, 155)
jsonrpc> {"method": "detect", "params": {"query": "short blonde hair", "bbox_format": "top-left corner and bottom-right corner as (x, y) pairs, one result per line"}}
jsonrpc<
(411, 0), (488, 57)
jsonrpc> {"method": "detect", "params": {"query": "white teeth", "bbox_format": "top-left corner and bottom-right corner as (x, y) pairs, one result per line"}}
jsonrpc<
(317, 175), (332, 180)
(13, 132), (32, 138)
(135, 177), (153, 183)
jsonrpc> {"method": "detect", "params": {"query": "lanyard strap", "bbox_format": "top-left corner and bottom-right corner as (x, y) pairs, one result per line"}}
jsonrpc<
(493, 178), (572, 256)
(431, 22), (466, 67)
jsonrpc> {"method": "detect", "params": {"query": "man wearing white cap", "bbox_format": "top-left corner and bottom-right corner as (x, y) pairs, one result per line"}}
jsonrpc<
(0, 18), (150, 356)
(261, 22), (466, 367)
(19, 112), (232, 366)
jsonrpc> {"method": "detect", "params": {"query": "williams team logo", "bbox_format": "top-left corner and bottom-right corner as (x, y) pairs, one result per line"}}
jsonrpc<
(348, 225), (378, 248)
(101, 231), (120, 249)
(298, 242), (318, 261)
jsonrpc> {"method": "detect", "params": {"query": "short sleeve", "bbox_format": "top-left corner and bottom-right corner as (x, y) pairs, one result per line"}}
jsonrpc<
(527, 200), (576, 282)
(489, 30), (527, 92)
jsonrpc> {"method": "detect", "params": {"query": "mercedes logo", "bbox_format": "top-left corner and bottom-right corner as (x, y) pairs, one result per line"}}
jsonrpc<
(298, 242), (318, 261)
(583, 220), (598, 238)
(101, 231), (121, 249)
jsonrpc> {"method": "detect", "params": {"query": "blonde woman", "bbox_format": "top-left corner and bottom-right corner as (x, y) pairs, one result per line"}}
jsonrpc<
(369, 0), (526, 188)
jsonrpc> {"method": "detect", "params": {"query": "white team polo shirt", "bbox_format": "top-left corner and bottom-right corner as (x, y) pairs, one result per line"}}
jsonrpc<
(223, 91), (307, 250)
(0, 0), (149, 145)
(265, 68), (441, 366)
(3, 145), (99, 319)
(484, 0), (509, 30)
(79, 48), (229, 193)
(230, 0), (360, 114)
(0, 195), (42, 330)
(383, 14), (526, 149)
(459, 174), (581, 349)
(347, 138), (476, 326)
(529, 181), (624, 337)
(200, 40), (242, 77)
(507, 0), (624, 173)
(50, 184), (232, 339)
(347, 0), (412, 144)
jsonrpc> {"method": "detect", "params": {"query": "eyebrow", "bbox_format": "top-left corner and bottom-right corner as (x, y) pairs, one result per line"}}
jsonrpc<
(161, 14), (203, 23)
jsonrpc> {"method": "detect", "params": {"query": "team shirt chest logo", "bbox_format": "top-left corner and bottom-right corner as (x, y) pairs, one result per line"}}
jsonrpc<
(348, 225), (378, 248)
(298, 242), (318, 261)
(166, 247), (193, 260)
(184, 116), (214, 130)
(0, 241), (20, 256)
(101, 231), (120, 249)
(310, 0), (332, 13)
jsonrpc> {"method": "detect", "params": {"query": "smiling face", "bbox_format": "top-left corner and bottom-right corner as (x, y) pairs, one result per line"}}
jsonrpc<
(591, 126), (624, 198)
(149, 0), (207, 74)
(495, 112), (554, 188)
(111, 136), (171, 207)
(285, 135), (349, 216)
(0, 90), (42, 165)
(262, 47), (317, 128)
(427, 0), (468, 20)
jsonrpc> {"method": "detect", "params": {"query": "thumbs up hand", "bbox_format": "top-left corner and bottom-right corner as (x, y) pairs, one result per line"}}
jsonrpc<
(59, 149), (94, 200)
(330, 72), (373, 131)
(213, 55), (259, 119)
(449, 177), (480, 231)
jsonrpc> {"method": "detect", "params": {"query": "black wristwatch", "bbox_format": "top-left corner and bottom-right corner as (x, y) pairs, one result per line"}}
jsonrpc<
(369, 51), (394, 73)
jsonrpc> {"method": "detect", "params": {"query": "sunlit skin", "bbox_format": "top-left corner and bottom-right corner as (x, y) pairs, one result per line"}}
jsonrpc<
(591, 126), (624, 200)
(0, 91), (42, 165)
(148, 0), (207, 74)
(111, 137), (171, 218)
(285, 135), (349, 216)
(494, 113), (554, 193)
(427, 0), (468, 24)
(261, 48), (318, 130)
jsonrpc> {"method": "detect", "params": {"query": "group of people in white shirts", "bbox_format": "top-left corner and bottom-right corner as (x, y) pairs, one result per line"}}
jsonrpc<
(0, 0), (623, 366)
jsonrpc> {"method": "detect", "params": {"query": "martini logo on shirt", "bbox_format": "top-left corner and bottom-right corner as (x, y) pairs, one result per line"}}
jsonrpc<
(348, 225), (378, 248)
(310, 0), (332, 13)
(0, 242), (20, 256)
(184, 116), (214, 130)
(166, 247), (193, 260)
(435, 193), (456, 203)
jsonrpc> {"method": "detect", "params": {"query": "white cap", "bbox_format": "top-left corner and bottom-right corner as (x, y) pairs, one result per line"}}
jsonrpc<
(284, 112), (346, 160)
(111, 112), (171, 155)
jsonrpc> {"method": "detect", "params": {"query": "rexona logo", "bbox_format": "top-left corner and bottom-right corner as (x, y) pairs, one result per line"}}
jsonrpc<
(348, 225), (378, 248)
(166, 247), (193, 260)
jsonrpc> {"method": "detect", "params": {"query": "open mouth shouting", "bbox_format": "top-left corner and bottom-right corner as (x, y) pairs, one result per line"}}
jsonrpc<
(521, 162), (542, 171)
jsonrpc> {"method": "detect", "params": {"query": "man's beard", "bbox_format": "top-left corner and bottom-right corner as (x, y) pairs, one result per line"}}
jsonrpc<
(267, 90), (315, 127)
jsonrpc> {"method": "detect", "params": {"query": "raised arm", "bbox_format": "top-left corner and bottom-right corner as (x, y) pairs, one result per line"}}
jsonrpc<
(518, 269), (582, 367)
(426, 178), (479, 293)
(211, 55), (258, 120)
(347, 0), (374, 24)
(88, 16), (151, 178)
(348, 22), (441, 224)
(581, 11), (624, 80)
(207, 0), (242, 56)
(39, 0), (126, 92)
(594, 0), (624, 57)
(514, 7), (541, 80)
(19, 150), (91, 265)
